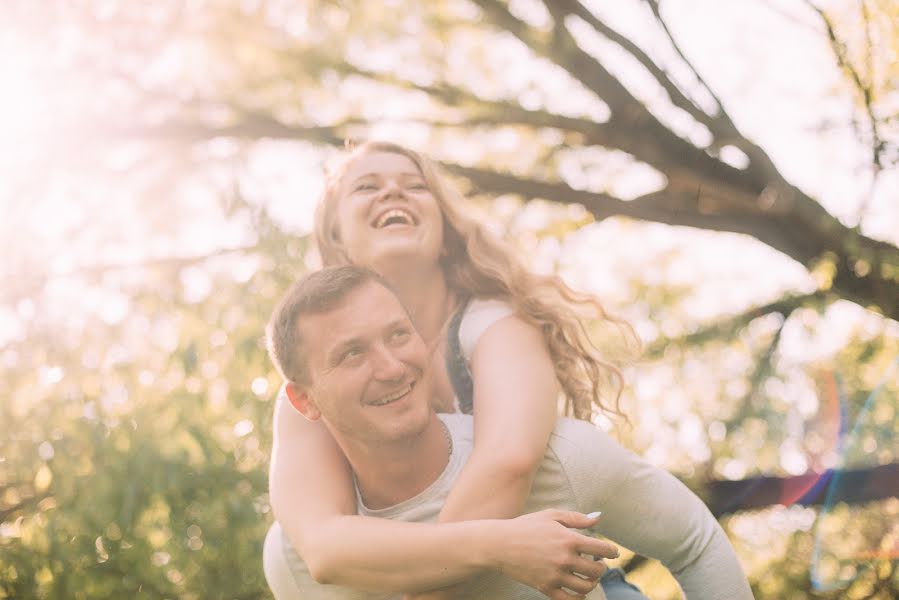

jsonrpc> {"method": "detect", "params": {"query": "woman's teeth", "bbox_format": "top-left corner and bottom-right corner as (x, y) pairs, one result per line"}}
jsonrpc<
(375, 209), (413, 228)
(371, 384), (411, 406)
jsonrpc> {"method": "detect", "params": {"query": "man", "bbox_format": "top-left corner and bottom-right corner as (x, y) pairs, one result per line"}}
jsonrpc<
(263, 266), (753, 599)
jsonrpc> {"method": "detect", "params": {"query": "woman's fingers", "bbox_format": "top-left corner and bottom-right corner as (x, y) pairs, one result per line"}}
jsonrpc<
(559, 572), (600, 595)
(504, 509), (618, 596)
(542, 508), (600, 530)
(571, 555), (607, 580)
(549, 590), (585, 600)
(576, 535), (618, 560)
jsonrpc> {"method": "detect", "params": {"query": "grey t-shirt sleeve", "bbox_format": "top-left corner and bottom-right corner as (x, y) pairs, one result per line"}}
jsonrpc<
(549, 419), (754, 600)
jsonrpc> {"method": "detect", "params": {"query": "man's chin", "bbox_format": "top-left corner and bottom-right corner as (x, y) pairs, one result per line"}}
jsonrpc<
(374, 410), (432, 444)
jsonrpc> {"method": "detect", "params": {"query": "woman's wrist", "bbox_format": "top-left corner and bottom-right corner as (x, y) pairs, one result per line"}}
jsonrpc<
(469, 519), (507, 573)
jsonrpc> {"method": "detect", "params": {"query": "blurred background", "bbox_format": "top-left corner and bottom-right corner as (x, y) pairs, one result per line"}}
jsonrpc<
(1, 0), (897, 598)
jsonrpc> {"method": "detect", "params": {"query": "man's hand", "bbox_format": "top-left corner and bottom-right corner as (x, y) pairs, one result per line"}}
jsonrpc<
(492, 509), (617, 600)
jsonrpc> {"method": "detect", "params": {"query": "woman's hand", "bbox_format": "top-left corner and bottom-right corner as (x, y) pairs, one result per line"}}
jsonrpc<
(495, 509), (616, 599)
(404, 510), (614, 599)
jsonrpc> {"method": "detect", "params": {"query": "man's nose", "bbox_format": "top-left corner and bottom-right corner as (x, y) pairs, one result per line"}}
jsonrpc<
(370, 344), (405, 381)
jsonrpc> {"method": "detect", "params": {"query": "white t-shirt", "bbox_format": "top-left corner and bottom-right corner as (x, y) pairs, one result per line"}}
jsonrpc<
(447, 297), (514, 413)
(457, 298), (515, 361)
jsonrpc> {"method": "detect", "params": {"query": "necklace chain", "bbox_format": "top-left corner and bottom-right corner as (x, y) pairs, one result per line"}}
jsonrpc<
(439, 419), (453, 456)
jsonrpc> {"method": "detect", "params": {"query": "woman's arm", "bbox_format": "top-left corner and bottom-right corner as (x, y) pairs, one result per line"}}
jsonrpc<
(438, 314), (560, 521)
(271, 392), (488, 588)
(404, 316), (562, 599)
(269, 391), (608, 594)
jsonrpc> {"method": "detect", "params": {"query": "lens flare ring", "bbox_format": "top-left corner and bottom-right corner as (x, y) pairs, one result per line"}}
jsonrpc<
(810, 356), (899, 592)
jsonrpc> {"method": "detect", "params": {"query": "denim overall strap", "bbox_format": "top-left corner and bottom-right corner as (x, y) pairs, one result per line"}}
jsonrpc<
(444, 298), (474, 414)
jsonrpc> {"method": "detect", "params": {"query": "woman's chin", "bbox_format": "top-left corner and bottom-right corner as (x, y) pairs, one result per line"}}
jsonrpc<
(368, 245), (441, 272)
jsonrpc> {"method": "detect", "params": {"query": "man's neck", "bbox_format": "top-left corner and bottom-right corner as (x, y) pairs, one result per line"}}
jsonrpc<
(348, 415), (451, 510)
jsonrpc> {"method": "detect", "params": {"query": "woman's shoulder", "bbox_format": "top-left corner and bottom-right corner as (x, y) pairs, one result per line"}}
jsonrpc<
(457, 296), (516, 360)
(464, 297), (515, 317)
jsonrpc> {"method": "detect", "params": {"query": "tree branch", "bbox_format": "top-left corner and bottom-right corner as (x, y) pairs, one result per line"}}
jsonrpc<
(98, 113), (350, 146)
(705, 462), (899, 517)
(474, 0), (771, 196)
(565, 0), (722, 131)
(332, 63), (644, 152)
(641, 0), (727, 119)
(444, 162), (826, 267)
(89, 107), (899, 321)
(2, 245), (263, 305)
(0, 493), (50, 522)
(643, 291), (828, 359)
(639, 0), (786, 183)
(806, 2), (885, 173)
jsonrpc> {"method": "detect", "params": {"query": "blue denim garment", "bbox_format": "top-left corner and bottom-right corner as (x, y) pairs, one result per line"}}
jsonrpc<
(600, 568), (650, 600)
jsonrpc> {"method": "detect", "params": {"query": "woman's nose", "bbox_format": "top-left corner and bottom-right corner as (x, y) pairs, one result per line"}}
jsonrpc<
(378, 179), (404, 200)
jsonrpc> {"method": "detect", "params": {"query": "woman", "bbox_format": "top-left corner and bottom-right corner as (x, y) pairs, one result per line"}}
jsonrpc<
(267, 141), (646, 599)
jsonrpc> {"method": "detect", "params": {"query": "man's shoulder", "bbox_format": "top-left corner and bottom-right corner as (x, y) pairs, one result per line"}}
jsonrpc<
(551, 417), (606, 443)
(547, 418), (629, 470)
(439, 414), (606, 449)
(439, 412), (622, 469)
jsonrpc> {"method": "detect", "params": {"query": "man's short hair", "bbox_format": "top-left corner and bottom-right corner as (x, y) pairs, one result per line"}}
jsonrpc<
(266, 265), (394, 386)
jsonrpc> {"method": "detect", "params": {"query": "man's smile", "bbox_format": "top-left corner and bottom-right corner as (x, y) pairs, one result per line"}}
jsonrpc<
(369, 381), (415, 407)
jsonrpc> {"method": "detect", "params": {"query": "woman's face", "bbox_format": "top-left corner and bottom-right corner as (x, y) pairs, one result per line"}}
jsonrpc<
(334, 152), (444, 272)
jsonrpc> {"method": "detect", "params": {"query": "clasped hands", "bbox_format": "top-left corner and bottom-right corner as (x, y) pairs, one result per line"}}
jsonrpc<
(405, 509), (617, 600)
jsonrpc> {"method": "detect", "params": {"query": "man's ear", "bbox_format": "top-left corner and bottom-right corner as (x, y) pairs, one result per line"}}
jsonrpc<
(285, 382), (322, 421)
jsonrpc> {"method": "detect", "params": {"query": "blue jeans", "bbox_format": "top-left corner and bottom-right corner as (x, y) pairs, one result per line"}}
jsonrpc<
(600, 568), (650, 600)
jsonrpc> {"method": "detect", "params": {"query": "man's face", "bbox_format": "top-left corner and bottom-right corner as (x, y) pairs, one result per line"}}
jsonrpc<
(297, 281), (434, 446)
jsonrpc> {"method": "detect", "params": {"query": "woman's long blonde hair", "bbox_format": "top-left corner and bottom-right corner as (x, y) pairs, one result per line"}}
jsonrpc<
(314, 141), (633, 421)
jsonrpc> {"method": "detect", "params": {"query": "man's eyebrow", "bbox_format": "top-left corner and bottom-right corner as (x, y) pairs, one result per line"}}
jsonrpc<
(384, 316), (412, 330)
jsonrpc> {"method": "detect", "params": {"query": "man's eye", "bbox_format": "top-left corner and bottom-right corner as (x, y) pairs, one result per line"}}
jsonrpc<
(340, 348), (363, 363)
(390, 329), (411, 343)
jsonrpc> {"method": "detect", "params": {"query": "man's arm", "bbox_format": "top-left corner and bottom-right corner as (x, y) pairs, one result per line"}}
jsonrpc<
(557, 420), (754, 600)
